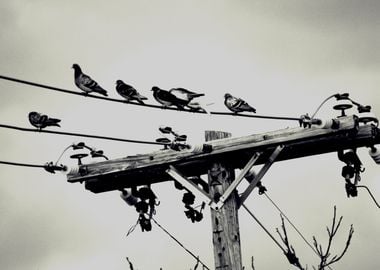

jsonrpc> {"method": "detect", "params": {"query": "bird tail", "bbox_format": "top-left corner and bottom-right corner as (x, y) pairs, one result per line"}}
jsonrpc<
(94, 87), (108, 96)
(190, 93), (205, 98)
(137, 94), (148, 100)
(47, 118), (61, 127)
(249, 107), (256, 113)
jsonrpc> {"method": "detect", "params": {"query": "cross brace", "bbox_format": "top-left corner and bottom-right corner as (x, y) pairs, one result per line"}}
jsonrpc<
(239, 145), (285, 206)
(166, 165), (212, 203)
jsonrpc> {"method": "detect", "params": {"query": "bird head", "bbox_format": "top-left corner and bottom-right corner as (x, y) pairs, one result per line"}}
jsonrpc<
(151, 86), (159, 91)
(72, 64), (81, 71)
(116, 80), (123, 85)
(224, 93), (232, 99)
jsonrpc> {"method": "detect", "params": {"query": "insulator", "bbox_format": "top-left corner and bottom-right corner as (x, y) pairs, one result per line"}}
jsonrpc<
(315, 119), (340, 129)
(369, 147), (380, 164)
(182, 192), (195, 205)
(357, 112), (379, 125)
(341, 165), (355, 179)
(120, 190), (138, 206)
(333, 98), (353, 111)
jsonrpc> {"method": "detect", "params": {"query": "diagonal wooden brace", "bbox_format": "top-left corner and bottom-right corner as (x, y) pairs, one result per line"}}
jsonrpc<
(239, 145), (285, 207)
(210, 151), (262, 210)
(166, 165), (212, 203)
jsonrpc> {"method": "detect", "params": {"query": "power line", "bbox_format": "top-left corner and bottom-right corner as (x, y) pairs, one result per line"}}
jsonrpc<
(0, 75), (206, 114)
(0, 160), (45, 168)
(0, 123), (166, 146)
(151, 218), (210, 270)
(241, 203), (286, 253)
(262, 193), (334, 270)
(263, 193), (320, 256)
(211, 112), (301, 121)
(0, 74), (305, 121)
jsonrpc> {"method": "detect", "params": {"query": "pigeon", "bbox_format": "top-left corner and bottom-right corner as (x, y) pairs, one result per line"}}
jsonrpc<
(116, 80), (147, 104)
(151, 86), (186, 109)
(72, 64), (108, 96)
(28, 111), (61, 130)
(224, 93), (256, 113)
(169, 88), (204, 103)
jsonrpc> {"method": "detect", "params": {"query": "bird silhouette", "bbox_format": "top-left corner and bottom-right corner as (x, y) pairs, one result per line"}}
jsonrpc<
(72, 64), (108, 96)
(116, 80), (147, 104)
(28, 111), (61, 130)
(151, 86), (186, 109)
(224, 93), (256, 113)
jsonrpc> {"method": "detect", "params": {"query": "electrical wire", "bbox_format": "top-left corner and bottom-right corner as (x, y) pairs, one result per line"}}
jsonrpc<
(210, 112), (301, 121)
(0, 75), (206, 114)
(262, 193), (334, 270)
(0, 160), (45, 168)
(241, 203), (286, 253)
(151, 218), (210, 270)
(263, 194), (320, 255)
(0, 123), (167, 146)
(311, 93), (339, 119)
(357, 185), (380, 209)
(0, 75), (305, 122)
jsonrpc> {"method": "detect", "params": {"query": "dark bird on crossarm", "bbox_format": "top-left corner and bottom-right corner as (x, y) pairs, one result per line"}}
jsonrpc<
(28, 111), (61, 130)
(224, 93), (256, 113)
(72, 64), (108, 96)
(151, 86), (186, 109)
(116, 80), (147, 104)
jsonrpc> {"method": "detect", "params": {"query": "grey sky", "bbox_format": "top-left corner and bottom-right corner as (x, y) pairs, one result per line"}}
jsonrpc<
(0, 1), (379, 269)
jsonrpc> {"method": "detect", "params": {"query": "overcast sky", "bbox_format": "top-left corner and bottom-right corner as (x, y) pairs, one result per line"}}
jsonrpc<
(0, 1), (379, 269)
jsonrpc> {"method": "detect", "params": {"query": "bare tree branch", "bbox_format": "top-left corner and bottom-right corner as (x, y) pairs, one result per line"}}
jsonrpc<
(276, 215), (305, 270)
(312, 206), (354, 270)
(126, 257), (134, 270)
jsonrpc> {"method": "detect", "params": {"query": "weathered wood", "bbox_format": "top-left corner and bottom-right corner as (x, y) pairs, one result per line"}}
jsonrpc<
(206, 131), (242, 270)
(66, 116), (380, 193)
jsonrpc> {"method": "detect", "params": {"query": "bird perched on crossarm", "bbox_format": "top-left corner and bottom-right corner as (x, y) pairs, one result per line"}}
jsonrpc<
(224, 93), (256, 113)
(72, 64), (108, 96)
(151, 86), (186, 109)
(116, 80), (147, 104)
(28, 111), (61, 130)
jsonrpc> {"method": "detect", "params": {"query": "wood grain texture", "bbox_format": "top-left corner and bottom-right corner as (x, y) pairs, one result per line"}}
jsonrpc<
(66, 116), (380, 193)
(206, 131), (242, 270)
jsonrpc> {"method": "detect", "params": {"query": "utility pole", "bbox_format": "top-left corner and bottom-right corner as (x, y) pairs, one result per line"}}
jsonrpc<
(206, 131), (242, 270)
(66, 115), (380, 268)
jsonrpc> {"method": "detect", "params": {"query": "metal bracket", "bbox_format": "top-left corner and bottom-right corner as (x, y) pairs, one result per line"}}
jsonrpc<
(210, 151), (262, 210)
(239, 145), (285, 207)
(166, 165), (212, 203)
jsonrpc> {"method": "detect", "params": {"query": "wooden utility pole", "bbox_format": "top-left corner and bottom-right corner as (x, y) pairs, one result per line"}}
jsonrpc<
(206, 131), (242, 270)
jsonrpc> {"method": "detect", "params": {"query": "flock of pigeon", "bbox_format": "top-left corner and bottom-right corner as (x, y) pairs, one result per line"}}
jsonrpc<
(28, 64), (257, 129)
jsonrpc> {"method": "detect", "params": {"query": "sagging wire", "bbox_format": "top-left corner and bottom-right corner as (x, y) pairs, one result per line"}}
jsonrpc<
(0, 75), (207, 114)
(241, 203), (286, 253)
(1, 74), (310, 123)
(151, 218), (211, 270)
(0, 123), (167, 146)
(357, 185), (380, 209)
(0, 160), (66, 174)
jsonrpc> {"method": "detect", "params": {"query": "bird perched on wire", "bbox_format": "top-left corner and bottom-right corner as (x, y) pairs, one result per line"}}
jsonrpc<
(169, 88), (206, 112)
(28, 111), (61, 130)
(224, 93), (256, 113)
(151, 86), (186, 109)
(169, 88), (204, 103)
(72, 64), (108, 96)
(116, 80), (147, 104)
